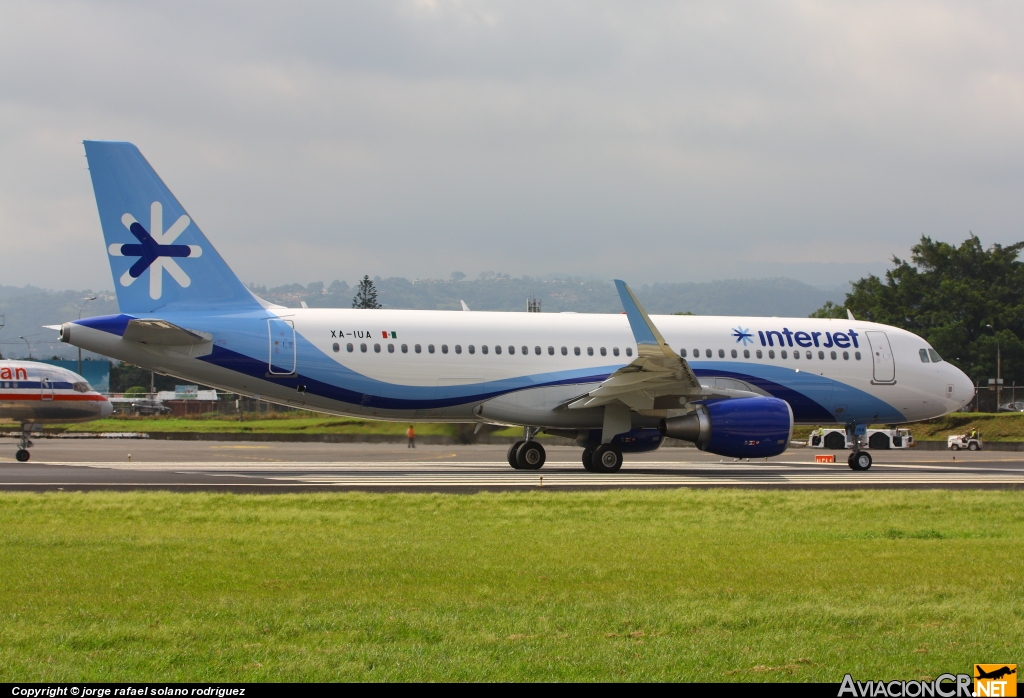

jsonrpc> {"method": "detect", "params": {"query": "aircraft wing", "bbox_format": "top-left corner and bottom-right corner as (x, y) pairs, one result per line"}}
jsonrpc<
(122, 318), (212, 345)
(568, 280), (703, 411)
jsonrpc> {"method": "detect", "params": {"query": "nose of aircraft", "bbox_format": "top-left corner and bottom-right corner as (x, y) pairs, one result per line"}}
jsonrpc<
(99, 398), (113, 418)
(952, 365), (975, 409)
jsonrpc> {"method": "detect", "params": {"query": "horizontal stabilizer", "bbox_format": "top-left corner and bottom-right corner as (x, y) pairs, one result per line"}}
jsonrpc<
(122, 318), (211, 345)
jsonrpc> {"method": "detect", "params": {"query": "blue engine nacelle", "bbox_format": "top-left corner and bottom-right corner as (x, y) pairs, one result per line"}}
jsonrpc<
(660, 396), (793, 459)
(577, 428), (664, 453)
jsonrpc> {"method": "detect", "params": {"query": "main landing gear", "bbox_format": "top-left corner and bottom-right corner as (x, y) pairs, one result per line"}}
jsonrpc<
(582, 444), (623, 473)
(507, 428), (546, 470)
(15, 423), (34, 462)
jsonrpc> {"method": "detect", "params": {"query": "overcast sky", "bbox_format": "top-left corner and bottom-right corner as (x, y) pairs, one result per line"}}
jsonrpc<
(1, 1), (1022, 292)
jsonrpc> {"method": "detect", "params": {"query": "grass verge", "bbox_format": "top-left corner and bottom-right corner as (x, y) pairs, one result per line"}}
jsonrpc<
(0, 489), (1020, 681)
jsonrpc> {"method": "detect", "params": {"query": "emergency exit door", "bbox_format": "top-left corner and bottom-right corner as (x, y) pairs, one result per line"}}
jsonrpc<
(866, 331), (896, 383)
(268, 318), (296, 375)
(40, 376), (54, 401)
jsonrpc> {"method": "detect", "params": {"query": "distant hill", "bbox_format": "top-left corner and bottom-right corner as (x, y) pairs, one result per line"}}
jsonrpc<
(254, 276), (846, 316)
(1, 277), (844, 360)
(0, 285), (118, 361)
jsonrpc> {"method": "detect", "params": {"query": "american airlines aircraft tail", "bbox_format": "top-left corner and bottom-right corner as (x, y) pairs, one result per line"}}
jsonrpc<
(58, 141), (975, 472)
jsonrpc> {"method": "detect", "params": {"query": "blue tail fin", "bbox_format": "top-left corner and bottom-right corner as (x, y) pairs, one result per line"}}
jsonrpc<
(84, 141), (260, 314)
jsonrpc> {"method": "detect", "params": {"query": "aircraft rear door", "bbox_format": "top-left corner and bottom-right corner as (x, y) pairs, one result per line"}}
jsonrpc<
(866, 331), (896, 383)
(267, 318), (296, 376)
(40, 375), (54, 401)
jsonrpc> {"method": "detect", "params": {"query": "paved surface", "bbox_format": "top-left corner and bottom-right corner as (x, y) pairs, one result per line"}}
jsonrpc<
(1, 439), (1022, 491)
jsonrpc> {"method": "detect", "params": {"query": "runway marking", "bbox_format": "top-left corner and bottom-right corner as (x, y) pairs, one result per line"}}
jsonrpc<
(8, 460), (1021, 489)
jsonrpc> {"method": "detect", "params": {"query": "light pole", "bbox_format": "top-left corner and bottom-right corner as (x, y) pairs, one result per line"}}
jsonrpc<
(77, 296), (97, 374)
(986, 324), (1001, 411)
(18, 336), (32, 359)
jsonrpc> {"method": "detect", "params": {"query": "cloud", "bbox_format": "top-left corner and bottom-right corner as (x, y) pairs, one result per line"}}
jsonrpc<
(1, 0), (1022, 291)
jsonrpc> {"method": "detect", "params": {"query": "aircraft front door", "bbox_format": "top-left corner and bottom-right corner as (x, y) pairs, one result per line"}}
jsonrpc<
(866, 331), (896, 383)
(268, 318), (296, 375)
(40, 376), (54, 401)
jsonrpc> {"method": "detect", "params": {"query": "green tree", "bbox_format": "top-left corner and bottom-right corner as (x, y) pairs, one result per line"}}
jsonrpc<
(811, 235), (1024, 385)
(352, 275), (382, 309)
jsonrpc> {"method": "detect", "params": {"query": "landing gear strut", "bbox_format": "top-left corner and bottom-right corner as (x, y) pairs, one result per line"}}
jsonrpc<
(15, 423), (33, 462)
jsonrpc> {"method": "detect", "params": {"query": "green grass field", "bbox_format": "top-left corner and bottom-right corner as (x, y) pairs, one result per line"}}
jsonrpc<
(1, 490), (1021, 681)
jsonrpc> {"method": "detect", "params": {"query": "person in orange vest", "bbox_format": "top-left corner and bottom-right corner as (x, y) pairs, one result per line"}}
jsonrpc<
(406, 425), (415, 448)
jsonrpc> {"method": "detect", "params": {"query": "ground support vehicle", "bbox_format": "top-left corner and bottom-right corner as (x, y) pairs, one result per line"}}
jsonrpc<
(809, 427), (914, 451)
(947, 434), (983, 451)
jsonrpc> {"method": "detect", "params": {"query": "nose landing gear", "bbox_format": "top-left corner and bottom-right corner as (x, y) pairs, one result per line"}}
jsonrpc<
(14, 423), (33, 462)
(848, 450), (872, 471)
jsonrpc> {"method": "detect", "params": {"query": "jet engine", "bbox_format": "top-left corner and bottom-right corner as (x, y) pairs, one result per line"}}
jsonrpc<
(660, 396), (793, 459)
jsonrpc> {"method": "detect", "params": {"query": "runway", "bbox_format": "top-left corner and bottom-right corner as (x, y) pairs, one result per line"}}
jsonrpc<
(1, 439), (1023, 491)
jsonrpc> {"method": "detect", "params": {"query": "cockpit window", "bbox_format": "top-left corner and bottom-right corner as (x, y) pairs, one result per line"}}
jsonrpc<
(919, 348), (930, 363)
(927, 348), (942, 363)
(73, 381), (92, 393)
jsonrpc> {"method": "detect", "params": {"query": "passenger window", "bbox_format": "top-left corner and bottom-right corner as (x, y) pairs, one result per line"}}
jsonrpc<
(613, 347), (620, 356)
(360, 343), (367, 352)
(730, 349), (736, 358)
(561, 347), (567, 356)
(442, 344), (449, 354)
(375, 343), (382, 353)
(806, 351), (812, 359)
(919, 348), (930, 363)
(781, 350), (788, 359)
(401, 344), (408, 353)
(509, 346), (516, 355)
(388, 343), (395, 353)
(468, 345), (475, 354)
(574, 347), (581, 356)
(587, 347), (593, 356)
(756, 350), (762, 358)
(743, 349), (750, 358)
(347, 343), (354, 352)
(626, 348), (633, 357)
(333, 343), (340, 352)
(927, 349), (942, 363)
(535, 346), (541, 355)
(548, 346), (554, 355)
(600, 347), (607, 356)
(855, 351), (861, 360)
(415, 344), (422, 353)
(842, 351), (849, 360)
(494, 345), (501, 355)
(718, 349), (725, 358)
(482, 345), (489, 355)
(693, 348), (699, 357)
(818, 351), (824, 359)
(830, 351), (836, 359)
(769, 350), (775, 359)
(458, 345), (465, 354)
(680, 348), (687, 358)
(428, 344), (435, 354)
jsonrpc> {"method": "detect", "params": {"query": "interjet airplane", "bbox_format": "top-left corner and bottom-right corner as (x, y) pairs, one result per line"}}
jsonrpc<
(55, 142), (974, 472)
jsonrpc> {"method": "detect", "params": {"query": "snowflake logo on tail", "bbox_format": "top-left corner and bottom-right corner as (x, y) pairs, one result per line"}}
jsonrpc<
(108, 201), (202, 299)
(732, 327), (753, 345)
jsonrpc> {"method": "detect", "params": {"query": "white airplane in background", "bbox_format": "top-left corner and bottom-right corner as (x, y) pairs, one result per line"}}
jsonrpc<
(0, 360), (112, 461)
(54, 141), (974, 472)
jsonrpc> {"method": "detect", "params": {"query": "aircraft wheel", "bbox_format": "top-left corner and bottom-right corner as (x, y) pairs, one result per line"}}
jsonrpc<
(590, 444), (623, 473)
(507, 440), (526, 468)
(968, 442), (979, 451)
(516, 441), (546, 470)
(15, 449), (30, 462)
(581, 447), (595, 471)
(848, 451), (872, 471)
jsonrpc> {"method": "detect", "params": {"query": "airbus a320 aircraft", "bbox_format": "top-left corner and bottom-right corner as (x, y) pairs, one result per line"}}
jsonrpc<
(54, 142), (974, 472)
(0, 360), (112, 461)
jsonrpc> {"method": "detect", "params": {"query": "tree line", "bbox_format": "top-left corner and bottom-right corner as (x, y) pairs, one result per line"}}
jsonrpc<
(811, 235), (1024, 387)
